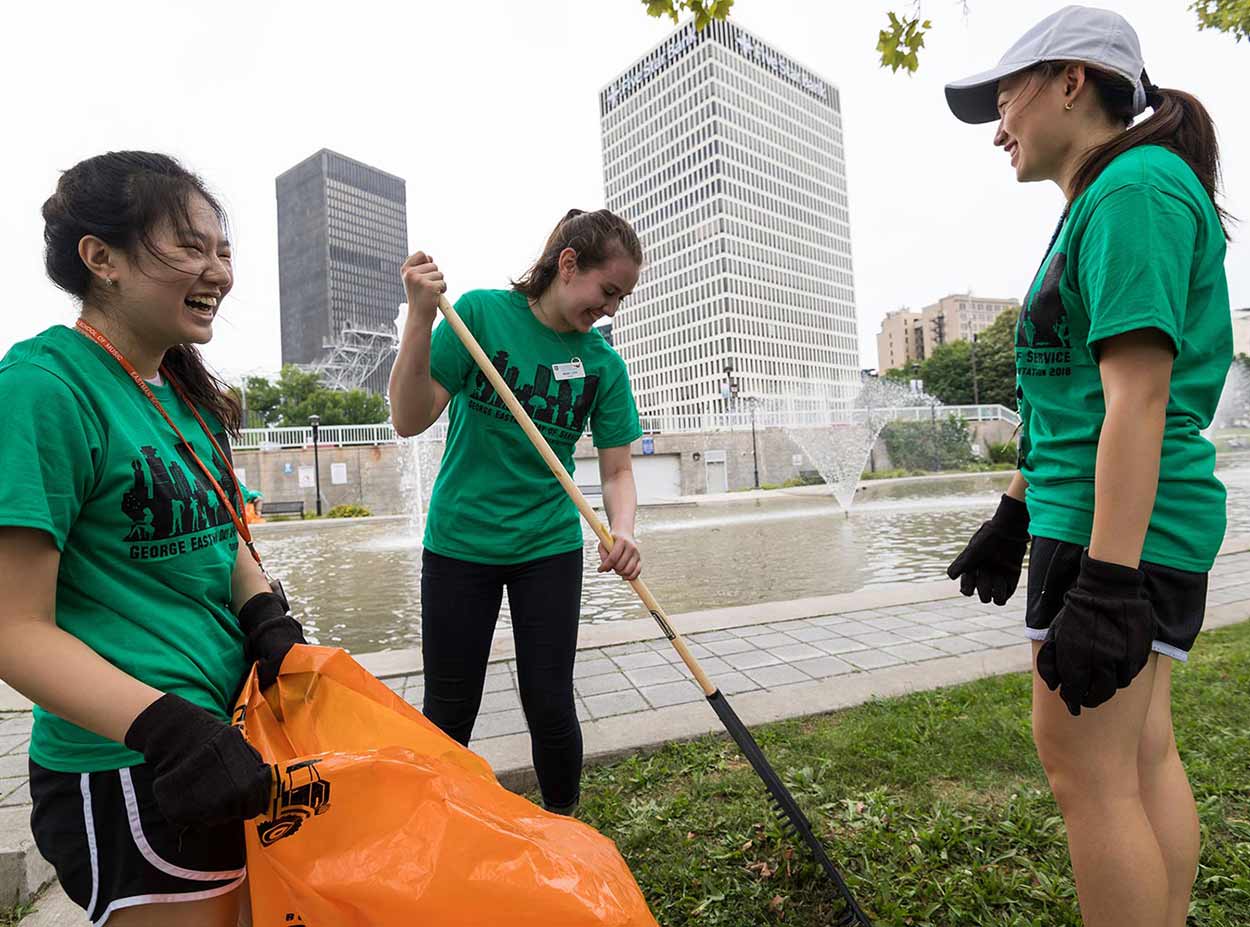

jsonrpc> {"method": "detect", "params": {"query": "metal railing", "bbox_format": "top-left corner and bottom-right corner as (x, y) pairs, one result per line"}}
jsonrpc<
(229, 405), (1018, 449)
(231, 422), (446, 450)
(637, 404), (1020, 434)
(877, 404), (1020, 425)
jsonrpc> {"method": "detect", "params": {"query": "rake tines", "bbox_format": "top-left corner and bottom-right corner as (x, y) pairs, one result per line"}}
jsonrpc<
(709, 692), (872, 925)
(764, 791), (869, 926)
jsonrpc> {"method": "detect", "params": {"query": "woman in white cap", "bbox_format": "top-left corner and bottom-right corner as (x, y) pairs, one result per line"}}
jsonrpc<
(943, 6), (1232, 926)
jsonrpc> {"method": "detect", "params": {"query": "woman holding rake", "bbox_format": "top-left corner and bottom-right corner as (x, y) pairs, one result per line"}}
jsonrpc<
(390, 209), (645, 816)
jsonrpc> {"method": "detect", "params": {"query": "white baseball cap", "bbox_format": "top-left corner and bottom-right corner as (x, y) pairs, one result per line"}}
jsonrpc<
(945, 5), (1149, 124)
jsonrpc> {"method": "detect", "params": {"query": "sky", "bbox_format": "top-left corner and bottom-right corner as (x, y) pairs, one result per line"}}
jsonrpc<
(2, 0), (1246, 380)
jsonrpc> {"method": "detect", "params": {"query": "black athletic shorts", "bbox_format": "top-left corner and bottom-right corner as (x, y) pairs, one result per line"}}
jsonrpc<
(1024, 536), (1209, 660)
(28, 760), (246, 925)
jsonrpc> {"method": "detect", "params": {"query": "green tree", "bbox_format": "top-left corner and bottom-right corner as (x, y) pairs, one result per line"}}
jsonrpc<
(881, 366), (913, 386)
(640, 0), (1250, 73)
(882, 416), (976, 471)
(918, 339), (975, 405)
(882, 306), (1021, 409)
(970, 306), (1021, 410)
(239, 365), (388, 428)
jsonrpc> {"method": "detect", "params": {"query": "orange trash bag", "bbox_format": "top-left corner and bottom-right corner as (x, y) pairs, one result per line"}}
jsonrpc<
(233, 645), (659, 927)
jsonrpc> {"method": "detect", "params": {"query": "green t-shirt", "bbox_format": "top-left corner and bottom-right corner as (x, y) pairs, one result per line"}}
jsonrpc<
(425, 289), (642, 564)
(0, 326), (248, 772)
(1016, 145), (1232, 572)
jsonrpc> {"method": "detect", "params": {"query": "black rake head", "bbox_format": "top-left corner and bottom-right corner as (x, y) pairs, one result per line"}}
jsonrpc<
(706, 690), (873, 926)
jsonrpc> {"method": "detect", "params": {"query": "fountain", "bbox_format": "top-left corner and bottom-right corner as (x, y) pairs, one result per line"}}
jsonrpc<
(777, 377), (940, 512)
(392, 303), (445, 545)
(397, 432), (442, 542)
(1210, 360), (1250, 439)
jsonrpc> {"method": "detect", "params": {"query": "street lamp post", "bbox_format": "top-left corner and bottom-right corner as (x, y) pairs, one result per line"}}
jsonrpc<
(309, 414), (322, 516)
(971, 333), (980, 405)
(747, 397), (760, 490)
(722, 361), (758, 488)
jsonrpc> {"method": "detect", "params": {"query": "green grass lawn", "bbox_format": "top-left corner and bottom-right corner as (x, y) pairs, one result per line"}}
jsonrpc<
(575, 621), (1250, 926)
(8, 623), (1246, 927)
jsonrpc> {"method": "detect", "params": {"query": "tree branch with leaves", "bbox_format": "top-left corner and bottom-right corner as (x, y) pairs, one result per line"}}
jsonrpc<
(643, 0), (734, 30)
(639, 0), (1249, 74)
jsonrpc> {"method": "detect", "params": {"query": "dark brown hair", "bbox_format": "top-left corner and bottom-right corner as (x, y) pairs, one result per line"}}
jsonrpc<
(1034, 62), (1231, 237)
(512, 209), (643, 298)
(42, 151), (243, 434)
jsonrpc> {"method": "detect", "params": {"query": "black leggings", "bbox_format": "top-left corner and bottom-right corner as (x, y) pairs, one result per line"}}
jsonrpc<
(420, 547), (583, 809)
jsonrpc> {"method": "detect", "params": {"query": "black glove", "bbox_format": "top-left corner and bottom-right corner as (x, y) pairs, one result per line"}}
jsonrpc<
(125, 693), (271, 827)
(1036, 553), (1155, 717)
(238, 591), (306, 690)
(947, 494), (1030, 605)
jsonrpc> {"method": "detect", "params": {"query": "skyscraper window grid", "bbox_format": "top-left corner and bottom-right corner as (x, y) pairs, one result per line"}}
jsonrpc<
(600, 19), (859, 422)
(277, 149), (408, 395)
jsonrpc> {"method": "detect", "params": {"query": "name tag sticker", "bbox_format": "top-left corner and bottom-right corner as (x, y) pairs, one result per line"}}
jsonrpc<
(552, 359), (586, 381)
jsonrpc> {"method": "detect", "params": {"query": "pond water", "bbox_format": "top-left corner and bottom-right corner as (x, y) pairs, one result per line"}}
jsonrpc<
(257, 459), (1250, 653)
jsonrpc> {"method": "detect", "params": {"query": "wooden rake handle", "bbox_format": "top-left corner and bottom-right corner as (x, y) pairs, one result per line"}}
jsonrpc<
(436, 295), (715, 695)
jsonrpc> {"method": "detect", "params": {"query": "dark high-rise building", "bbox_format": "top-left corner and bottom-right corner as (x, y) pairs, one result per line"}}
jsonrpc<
(276, 149), (408, 395)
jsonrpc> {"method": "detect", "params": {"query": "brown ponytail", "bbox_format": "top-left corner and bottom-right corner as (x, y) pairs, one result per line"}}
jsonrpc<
(1065, 67), (1233, 238)
(161, 345), (242, 436)
(513, 209), (643, 299)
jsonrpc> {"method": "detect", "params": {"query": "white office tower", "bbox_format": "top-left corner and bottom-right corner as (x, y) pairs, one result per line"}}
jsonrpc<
(599, 19), (859, 424)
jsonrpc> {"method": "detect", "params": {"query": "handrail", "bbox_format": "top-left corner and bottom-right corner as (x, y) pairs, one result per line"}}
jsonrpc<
(228, 405), (1019, 449)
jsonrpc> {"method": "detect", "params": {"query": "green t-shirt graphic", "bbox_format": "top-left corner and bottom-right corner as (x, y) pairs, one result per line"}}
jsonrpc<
(1016, 145), (1232, 572)
(425, 289), (642, 564)
(0, 325), (247, 772)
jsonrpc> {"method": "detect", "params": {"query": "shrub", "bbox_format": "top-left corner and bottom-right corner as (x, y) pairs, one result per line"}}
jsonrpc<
(881, 417), (977, 472)
(987, 440), (1018, 465)
(326, 503), (371, 519)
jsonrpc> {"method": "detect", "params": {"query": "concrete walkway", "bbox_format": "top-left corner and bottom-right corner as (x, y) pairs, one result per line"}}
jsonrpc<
(5, 537), (1249, 924)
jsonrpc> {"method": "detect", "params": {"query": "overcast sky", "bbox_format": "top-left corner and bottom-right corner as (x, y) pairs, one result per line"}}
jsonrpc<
(2, 0), (1245, 379)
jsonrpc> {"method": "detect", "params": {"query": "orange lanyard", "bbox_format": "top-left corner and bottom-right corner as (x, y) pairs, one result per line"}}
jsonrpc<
(74, 319), (267, 574)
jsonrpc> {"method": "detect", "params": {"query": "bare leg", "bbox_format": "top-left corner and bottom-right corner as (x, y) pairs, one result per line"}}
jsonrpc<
(236, 876), (252, 927)
(1136, 657), (1199, 927)
(1032, 644), (1168, 927)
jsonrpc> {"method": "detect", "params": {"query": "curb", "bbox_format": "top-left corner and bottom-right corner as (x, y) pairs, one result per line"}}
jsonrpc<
(0, 806), (53, 908)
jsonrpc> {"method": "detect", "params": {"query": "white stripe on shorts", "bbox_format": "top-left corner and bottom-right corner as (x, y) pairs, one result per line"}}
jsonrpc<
(79, 774), (100, 921)
(118, 767), (246, 882)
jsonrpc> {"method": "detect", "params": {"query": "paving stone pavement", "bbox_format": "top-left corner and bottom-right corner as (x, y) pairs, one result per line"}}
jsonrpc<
(376, 549), (1250, 757)
(5, 547), (1249, 922)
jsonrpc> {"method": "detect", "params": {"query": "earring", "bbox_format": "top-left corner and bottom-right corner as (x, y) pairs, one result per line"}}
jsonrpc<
(104, 277), (115, 287)
(1064, 101), (1074, 111)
